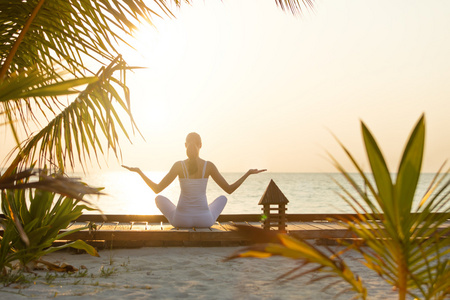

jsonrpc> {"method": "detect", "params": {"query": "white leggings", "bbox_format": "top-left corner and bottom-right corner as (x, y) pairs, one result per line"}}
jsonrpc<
(155, 195), (227, 228)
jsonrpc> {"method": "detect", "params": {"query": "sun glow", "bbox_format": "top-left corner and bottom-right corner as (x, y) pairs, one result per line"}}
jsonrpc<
(114, 18), (194, 136)
(85, 171), (181, 215)
(106, 0), (450, 175)
(121, 21), (188, 73)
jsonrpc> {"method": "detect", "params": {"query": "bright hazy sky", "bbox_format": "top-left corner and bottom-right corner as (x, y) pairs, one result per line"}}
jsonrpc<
(2, 0), (450, 173)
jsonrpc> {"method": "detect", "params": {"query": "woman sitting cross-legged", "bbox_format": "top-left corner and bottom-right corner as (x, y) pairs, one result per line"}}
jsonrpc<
(122, 132), (266, 228)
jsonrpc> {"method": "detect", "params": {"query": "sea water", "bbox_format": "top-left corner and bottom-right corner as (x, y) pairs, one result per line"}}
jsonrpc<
(77, 172), (439, 215)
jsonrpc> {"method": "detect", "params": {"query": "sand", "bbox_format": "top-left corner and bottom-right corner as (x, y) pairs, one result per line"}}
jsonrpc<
(0, 246), (398, 299)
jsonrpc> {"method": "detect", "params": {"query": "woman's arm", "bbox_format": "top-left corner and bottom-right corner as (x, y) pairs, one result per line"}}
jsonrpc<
(209, 162), (266, 194)
(122, 163), (179, 194)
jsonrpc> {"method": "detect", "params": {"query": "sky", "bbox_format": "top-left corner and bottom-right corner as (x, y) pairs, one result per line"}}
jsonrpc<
(2, 0), (450, 173)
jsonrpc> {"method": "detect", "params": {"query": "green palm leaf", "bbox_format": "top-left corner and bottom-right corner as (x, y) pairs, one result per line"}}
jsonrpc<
(231, 115), (449, 300)
(361, 122), (394, 220)
(227, 225), (367, 299)
(41, 240), (99, 257)
(0, 0), (159, 77)
(395, 115), (425, 221)
(5, 56), (140, 172)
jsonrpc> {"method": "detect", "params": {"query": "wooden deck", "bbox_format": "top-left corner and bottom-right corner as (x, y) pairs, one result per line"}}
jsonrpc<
(58, 214), (449, 248)
(1, 214), (449, 248)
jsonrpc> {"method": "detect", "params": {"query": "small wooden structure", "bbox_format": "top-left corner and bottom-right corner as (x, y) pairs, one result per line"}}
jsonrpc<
(259, 180), (289, 232)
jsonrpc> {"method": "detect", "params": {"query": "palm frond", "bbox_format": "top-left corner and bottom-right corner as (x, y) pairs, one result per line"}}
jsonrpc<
(0, 168), (102, 202)
(275, 0), (315, 15)
(5, 56), (139, 172)
(0, 68), (97, 147)
(335, 115), (449, 299)
(230, 115), (448, 299)
(0, 0), (170, 77)
(227, 225), (367, 299)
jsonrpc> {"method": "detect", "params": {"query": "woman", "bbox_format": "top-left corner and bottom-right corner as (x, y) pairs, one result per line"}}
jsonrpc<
(122, 132), (266, 228)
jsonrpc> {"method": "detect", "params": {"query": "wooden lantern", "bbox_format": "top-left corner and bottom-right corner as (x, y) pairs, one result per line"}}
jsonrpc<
(259, 179), (289, 232)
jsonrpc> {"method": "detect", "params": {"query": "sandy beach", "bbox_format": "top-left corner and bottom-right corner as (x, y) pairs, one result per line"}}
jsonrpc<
(0, 246), (398, 299)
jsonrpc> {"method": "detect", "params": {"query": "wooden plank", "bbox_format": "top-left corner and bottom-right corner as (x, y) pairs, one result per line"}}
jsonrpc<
(131, 222), (148, 231)
(75, 215), (168, 223)
(310, 222), (341, 230)
(2, 213), (449, 248)
(97, 223), (117, 231)
(319, 223), (347, 231)
(192, 227), (213, 232)
(115, 222), (132, 231)
(66, 222), (90, 230)
(286, 222), (304, 231)
(289, 229), (354, 239)
(217, 221), (235, 231)
(94, 222), (105, 230)
(305, 222), (331, 230)
(147, 223), (163, 231)
(62, 230), (191, 241)
(285, 221), (353, 239)
(161, 224), (176, 231)
(215, 222), (231, 231)
(229, 221), (247, 227)
(2, 212), (446, 224)
(293, 222), (322, 231)
(62, 229), (247, 243)
(247, 222), (262, 228)
(75, 214), (261, 223)
(66, 221), (75, 229)
(209, 225), (225, 232)
(217, 214), (262, 222)
(188, 231), (243, 242)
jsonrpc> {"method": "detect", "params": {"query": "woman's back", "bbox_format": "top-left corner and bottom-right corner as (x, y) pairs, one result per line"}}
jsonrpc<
(177, 160), (209, 215)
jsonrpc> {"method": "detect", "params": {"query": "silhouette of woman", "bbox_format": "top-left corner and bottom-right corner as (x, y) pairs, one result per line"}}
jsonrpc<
(123, 132), (266, 227)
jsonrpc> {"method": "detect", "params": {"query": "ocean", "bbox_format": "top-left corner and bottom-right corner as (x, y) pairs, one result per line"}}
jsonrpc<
(77, 172), (439, 215)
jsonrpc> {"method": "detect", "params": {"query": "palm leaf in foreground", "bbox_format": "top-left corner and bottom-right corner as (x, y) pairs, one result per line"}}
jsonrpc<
(229, 114), (449, 300)
(331, 115), (450, 300)
(226, 225), (367, 299)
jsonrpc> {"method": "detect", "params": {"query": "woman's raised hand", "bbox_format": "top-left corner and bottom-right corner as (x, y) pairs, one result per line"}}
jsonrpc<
(248, 169), (267, 175)
(122, 165), (140, 172)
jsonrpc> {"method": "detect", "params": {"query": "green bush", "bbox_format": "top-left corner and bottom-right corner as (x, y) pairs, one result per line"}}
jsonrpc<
(0, 172), (99, 273)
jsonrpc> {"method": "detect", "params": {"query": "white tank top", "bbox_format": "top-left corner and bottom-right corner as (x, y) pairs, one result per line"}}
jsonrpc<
(176, 161), (209, 215)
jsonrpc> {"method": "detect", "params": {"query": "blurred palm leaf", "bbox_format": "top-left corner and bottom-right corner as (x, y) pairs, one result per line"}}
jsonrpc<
(0, 169), (103, 202)
(230, 115), (449, 300)
(330, 115), (450, 299)
(276, 0), (315, 15)
(227, 224), (367, 299)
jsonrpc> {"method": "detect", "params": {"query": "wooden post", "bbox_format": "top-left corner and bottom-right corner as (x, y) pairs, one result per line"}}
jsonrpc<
(258, 180), (289, 232)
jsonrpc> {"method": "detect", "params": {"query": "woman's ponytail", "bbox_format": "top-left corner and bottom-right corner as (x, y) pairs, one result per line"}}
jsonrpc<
(186, 145), (198, 175)
(185, 132), (202, 176)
